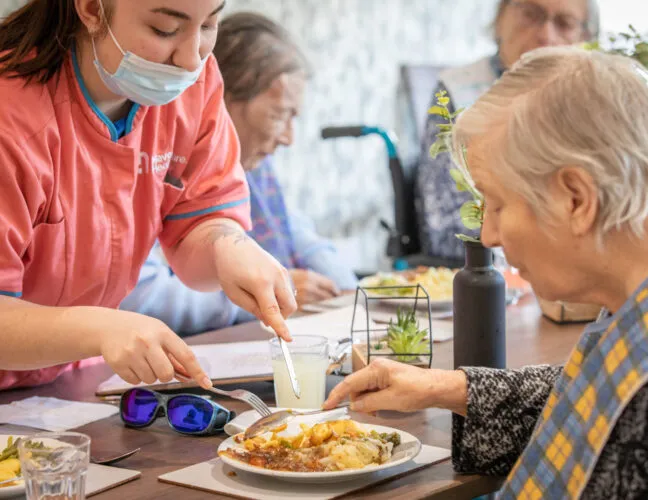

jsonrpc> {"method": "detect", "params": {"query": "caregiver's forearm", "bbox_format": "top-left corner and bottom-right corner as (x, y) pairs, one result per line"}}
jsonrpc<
(0, 296), (106, 369)
(165, 218), (250, 292)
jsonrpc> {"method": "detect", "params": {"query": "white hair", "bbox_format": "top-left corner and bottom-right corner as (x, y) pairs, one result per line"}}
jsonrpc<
(452, 46), (648, 242)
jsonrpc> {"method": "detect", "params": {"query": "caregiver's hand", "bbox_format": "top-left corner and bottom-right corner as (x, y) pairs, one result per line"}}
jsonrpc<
(323, 358), (469, 416)
(97, 309), (212, 389)
(209, 221), (297, 341)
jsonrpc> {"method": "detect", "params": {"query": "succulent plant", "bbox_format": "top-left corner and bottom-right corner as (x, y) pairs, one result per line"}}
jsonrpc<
(386, 308), (430, 363)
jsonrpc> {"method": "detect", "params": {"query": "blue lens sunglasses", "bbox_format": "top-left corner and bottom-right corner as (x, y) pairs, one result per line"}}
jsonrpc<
(120, 387), (235, 436)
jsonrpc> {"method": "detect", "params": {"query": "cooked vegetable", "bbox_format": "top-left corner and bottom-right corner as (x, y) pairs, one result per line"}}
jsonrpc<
(0, 436), (50, 487)
(220, 420), (400, 472)
(0, 437), (21, 486)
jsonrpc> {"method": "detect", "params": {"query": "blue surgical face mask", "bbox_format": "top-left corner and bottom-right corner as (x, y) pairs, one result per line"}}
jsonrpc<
(92, 5), (207, 106)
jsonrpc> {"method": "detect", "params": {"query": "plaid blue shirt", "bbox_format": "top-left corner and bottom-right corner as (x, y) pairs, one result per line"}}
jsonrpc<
(499, 278), (648, 498)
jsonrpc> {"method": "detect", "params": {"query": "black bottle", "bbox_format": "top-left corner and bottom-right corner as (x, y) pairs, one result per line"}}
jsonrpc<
(453, 241), (506, 369)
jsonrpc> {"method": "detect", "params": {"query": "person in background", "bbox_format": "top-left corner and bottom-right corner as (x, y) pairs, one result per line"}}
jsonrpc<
(326, 46), (648, 498)
(121, 12), (357, 336)
(0, 0), (298, 391)
(415, 0), (600, 261)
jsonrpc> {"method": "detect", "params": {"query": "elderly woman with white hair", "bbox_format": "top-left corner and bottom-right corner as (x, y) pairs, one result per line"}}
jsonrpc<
(325, 47), (648, 498)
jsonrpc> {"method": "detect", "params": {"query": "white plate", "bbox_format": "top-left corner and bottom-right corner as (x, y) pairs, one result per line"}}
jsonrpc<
(358, 275), (452, 310)
(376, 297), (452, 310)
(0, 435), (24, 499)
(358, 277), (521, 312)
(224, 408), (350, 437)
(217, 423), (422, 484)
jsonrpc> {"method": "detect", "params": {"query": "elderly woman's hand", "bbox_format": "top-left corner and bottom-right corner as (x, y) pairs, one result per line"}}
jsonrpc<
(289, 269), (340, 307)
(323, 358), (468, 416)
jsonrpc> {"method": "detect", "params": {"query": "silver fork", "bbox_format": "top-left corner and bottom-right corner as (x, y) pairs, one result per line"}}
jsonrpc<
(174, 373), (272, 417)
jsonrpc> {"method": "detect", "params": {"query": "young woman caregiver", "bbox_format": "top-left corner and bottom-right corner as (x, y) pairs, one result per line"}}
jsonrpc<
(0, 0), (297, 390)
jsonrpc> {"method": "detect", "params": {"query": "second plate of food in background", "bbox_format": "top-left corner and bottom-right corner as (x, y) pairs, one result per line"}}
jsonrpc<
(359, 267), (455, 310)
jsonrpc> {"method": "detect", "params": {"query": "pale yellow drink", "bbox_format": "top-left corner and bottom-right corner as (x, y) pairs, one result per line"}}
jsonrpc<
(269, 336), (329, 409)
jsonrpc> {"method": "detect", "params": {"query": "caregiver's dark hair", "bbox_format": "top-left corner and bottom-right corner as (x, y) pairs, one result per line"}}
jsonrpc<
(214, 12), (310, 102)
(0, 0), (113, 84)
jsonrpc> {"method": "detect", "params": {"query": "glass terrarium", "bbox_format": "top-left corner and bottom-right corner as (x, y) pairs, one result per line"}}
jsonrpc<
(350, 283), (433, 371)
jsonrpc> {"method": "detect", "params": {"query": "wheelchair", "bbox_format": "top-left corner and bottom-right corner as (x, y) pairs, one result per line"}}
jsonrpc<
(320, 125), (464, 271)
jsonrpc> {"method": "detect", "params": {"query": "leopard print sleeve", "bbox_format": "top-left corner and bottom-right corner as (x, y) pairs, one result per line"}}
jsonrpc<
(452, 365), (563, 476)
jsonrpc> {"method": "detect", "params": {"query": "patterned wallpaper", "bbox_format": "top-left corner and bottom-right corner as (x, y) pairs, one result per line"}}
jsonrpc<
(0, 0), (498, 271)
(226, 0), (498, 272)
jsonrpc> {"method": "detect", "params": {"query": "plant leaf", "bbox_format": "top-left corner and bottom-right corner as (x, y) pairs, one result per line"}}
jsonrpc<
(428, 106), (450, 119)
(429, 140), (448, 159)
(460, 201), (483, 230)
(456, 234), (481, 243)
(449, 168), (466, 184)
(450, 107), (465, 119)
(635, 42), (648, 54)
(449, 168), (473, 193)
(582, 41), (600, 51)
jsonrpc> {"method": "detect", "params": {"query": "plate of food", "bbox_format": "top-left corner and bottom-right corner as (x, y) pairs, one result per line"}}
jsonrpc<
(0, 436), (24, 498)
(218, 419), (421, 483)
(359, 267), (456, 309)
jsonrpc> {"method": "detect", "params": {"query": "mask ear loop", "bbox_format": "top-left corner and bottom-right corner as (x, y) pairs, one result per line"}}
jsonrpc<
(96, 0), (126, 56)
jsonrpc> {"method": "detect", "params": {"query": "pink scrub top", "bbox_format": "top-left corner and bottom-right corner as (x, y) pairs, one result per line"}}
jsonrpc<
(0, 50), (251, 389)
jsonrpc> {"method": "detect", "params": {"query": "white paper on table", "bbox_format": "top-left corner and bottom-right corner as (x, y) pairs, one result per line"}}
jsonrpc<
(264, 305), (369, 344)
(0, 396), (118, 432)
(97, 305), (455, 395)
(274, 304), (453, 344)
(431, 320), (454, 342)
(97, 306), (370, 394)
(158, 444), (452, 500)
(97, 340), (275, 394)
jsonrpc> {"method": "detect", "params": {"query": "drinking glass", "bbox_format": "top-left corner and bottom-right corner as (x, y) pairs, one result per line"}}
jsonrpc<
(18, 432), (90, 500)
(270, 335), (329, 409)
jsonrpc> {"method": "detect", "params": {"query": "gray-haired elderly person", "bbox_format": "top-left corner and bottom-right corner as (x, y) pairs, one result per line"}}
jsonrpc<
(326, 47), (648, 498)
(416, 0), (600, 263)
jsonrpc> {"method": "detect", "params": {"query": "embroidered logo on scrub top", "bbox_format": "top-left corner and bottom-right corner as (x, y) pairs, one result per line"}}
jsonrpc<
(138, 151), (187, 175)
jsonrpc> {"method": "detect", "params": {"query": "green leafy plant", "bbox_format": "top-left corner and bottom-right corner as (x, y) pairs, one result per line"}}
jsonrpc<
(429, 90), (484, 243)
(386, 308), (430, 363)
(584, 25), (648, 68)
(428, 27), (648, 244)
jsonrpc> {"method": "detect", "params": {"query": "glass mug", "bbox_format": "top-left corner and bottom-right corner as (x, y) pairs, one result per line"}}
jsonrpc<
(269, 335), (329, 409)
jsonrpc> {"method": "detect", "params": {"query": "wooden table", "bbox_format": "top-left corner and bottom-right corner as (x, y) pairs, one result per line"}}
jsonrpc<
(0, 296), (584, 499)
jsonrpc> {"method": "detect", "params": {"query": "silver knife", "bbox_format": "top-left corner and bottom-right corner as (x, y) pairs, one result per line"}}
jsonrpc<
(279, 338), (301, 399)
